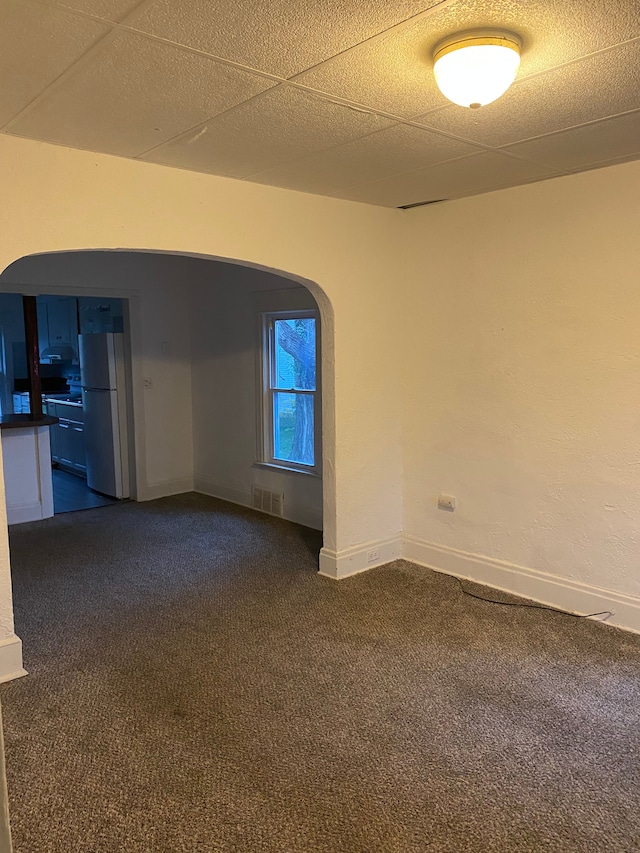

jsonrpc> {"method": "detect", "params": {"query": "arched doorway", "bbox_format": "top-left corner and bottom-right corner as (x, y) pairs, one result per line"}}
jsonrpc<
(0, 248), (336, 682)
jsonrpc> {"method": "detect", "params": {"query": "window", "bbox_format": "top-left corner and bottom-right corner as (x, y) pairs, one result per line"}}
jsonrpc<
(260, 310), (320, 473)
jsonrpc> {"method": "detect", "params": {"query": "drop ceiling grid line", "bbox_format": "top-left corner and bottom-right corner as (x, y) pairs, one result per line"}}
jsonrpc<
(279, 85), (640, 167)
(278, 0), (462, 79)
(133, 83), (292, 160)
(131, 76), (501, 163)
(409, 104), (640, 157)
(239, 121), (488, 183)
(498, 33), (640, 87)
(22, 0), (640, 137)
(246, 153), (573, 198)
(494, 106), (640, 151)
(292, 148), (573, 201)
(89, 7), (640, 118)
(13, 0), (640, 157)
(108, 2), (461, 89)
(136, 61), (621, 179)
(134, 67), (536, 166)
(242, 147), (482, 190)
(108, 25), (288, 86)
(406, 33), (640, 126)
(563, 149), (640, 175)
(32, 0), (462, 89)
(0, 0), (159, 133)
(35, 0), (153, 25)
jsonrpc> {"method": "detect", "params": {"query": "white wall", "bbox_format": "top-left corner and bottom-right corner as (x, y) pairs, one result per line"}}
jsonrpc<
(0, 135), (405, 598)
(191, 263), (323, 530)
(403, 160), (640, 632)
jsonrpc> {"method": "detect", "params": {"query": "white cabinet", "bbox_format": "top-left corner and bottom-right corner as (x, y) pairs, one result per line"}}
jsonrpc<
(1, 425), (54, 524)
(12, 392), (30, 413)
(47, 401), (86, 476)
(78, 297), (124, 334)
(38, 297), (79, 360)
(56, 419), (73, 468)
(69, 421), (86, 474)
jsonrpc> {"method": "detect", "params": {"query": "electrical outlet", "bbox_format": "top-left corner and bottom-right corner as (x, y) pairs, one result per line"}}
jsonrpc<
(438, 494), (456, 511)
(367, 549), (379, 563)
(143, 378), (152, 389)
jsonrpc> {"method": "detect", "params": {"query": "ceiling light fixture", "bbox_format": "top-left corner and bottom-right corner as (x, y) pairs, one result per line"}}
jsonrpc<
(432, 29), (522, 109)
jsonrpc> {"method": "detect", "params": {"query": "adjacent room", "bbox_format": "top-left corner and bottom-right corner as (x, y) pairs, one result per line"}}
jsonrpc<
(0, 0), (639, 850)
(0, 291), (128, 515)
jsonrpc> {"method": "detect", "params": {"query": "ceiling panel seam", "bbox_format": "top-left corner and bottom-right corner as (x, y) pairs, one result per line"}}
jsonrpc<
(563, 151), (640, 174)
(239, 127), (486, 182)
(0, 0), (158, 133)
(495, 106), (640, 149)
(40, 0), (462, 71)
(133, 82), (508, 163)
(130, 77), (640, 171)
(287, 151), (573, 200)
(33, 0), (156, 24)
(16, 0), (640, 147)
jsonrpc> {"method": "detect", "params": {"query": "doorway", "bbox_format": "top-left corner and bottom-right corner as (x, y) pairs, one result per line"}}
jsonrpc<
(0, 291), (134, 517)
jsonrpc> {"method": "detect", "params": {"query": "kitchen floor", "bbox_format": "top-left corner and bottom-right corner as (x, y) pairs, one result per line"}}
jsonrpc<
(52, 468), (118, 514)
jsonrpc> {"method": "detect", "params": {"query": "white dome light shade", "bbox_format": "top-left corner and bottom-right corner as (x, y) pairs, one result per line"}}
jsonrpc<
(433, 31), (522, 109)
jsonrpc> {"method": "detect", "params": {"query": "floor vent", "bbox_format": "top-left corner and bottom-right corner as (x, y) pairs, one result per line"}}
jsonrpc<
(252, 486), (284, 517)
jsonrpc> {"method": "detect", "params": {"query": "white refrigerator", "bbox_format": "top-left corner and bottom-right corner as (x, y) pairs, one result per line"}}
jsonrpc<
(79, 333), (130, 499)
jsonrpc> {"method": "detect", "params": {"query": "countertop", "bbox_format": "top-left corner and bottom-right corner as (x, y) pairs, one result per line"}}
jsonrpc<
(0, 414), (59, 431)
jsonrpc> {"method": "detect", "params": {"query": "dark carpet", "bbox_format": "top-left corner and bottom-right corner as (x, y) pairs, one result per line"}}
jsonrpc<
(2, 493), (640, 852)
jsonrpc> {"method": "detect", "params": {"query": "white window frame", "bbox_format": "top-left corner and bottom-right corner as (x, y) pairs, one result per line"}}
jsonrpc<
(259, 309), (321, 475)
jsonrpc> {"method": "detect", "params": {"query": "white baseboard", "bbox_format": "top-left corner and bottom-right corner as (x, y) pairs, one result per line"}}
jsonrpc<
(404, 535), (640, 635)
(319, 535), (403, 580)
(194, 474), (323, 531)
(7, 502), (47, 526)
(138, 477), (194, 501)
(194, 474), (251, 510)
(0, 635), (26, 683)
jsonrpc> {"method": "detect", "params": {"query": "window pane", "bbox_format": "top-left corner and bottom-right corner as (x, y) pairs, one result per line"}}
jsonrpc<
(273, 392), (314, 466)
(274, 318), (316, 391)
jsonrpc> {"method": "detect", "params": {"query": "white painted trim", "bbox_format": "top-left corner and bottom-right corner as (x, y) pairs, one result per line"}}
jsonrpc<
(0, 635), (26, 684)
(319, 535), (403, 580)
(4, 425), (54, 525)
(194, 474), (250, 509)
(36, 428), (54, 520)
(404, 535), (640, 635)
(137, 477), (194, 502)
(6, 502), (46, 526)
(194, 473), (323, 531)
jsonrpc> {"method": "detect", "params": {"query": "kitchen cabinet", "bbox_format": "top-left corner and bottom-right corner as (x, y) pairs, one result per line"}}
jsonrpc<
(78, 297), (124, 335)
(38, 297), (79, 360)
(12, 392), (30, 414)
(46, 400), (86, 476)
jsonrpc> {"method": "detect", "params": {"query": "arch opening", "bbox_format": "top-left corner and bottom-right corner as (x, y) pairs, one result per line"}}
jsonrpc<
(0, 247), (337, 666)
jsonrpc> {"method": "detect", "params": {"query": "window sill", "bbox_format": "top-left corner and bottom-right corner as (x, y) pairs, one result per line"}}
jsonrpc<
(253, 461), (321, 479)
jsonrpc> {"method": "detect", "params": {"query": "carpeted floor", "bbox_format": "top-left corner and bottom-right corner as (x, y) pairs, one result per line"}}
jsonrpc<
(2, 493), (640, 852)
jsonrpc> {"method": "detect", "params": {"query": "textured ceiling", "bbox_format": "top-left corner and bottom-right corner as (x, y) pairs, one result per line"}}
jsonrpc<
(2, 0), (640, 207)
